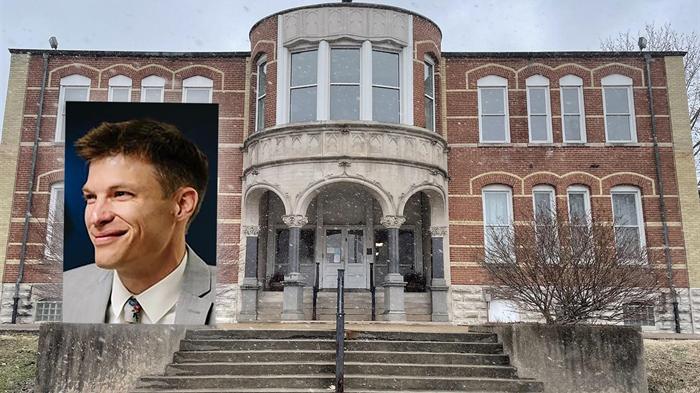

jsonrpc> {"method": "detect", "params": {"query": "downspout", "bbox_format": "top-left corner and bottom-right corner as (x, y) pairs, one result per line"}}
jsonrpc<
(642, 50), (681, 333)
(11, 52), (49, 323)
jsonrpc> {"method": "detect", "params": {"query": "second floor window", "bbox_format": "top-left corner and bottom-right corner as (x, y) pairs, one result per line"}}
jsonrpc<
(57, 75), (90, 142)
(182, 76), (213, 103)
(567, 185), (591, 225)
(290, 50), (318, 123)
(482, 185), (513, 252)
(560, 75), (586, 143)
(424, 58), (435, 131)
(108, 75), (132, 102)
(372, 50), (400, 123)
(45, 182), (64, 261)
(141, 75), (165, 103)
(526, 75), (552, 143)
(256, 59), (267, 131)
(611, 186), (645, 256)
(478, 76), (509, 143)
(330, 48), (360, 120)
(602, 74), (636, 143)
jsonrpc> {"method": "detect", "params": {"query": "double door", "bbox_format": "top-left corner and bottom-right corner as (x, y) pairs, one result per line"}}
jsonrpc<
(322, 227), (369, 289)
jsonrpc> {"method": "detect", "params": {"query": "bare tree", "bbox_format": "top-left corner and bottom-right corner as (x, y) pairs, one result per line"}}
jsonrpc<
(480, 213), (662, 324)
(601, 23), (700, 185)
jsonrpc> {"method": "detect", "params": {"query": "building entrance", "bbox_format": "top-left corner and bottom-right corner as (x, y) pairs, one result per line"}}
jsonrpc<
(322, 227), (369, 289)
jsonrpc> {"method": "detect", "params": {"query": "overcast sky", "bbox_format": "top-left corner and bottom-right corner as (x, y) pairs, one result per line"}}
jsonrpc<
(1, 0), (698, 132)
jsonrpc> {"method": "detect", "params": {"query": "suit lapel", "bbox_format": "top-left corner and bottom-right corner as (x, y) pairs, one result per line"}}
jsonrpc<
(175, 246), (214, 325)
(86, 269), (113, 323)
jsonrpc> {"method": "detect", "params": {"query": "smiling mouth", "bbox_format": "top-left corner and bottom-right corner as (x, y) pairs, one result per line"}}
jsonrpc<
(92, 230), (128, 245)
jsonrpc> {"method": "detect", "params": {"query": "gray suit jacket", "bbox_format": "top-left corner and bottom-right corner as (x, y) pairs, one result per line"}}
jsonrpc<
(63, 246), (216, 325)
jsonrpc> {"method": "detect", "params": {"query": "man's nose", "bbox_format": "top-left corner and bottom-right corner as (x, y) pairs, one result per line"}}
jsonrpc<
(89, 197), (115, 226)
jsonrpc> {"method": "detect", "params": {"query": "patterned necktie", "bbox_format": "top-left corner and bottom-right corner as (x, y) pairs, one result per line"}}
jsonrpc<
(124, 296), (142, 323)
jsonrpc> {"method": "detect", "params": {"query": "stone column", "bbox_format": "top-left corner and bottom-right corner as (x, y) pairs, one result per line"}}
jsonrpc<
(381, 215), (406, 321)
(429, 226), (450, 322)
(239, 225), (260, 321)
(281, 214), (308, 320)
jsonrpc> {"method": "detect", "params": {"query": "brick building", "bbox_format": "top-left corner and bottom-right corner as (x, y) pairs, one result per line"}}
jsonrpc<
(1, 2), (699, 332)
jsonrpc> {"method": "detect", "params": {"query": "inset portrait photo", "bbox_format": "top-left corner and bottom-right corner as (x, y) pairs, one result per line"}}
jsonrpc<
(62, 102), (218, 325)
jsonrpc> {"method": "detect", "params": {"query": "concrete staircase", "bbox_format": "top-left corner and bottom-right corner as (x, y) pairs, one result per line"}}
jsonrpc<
(258, 290), (432, 321)
(131, 328), (544, 392)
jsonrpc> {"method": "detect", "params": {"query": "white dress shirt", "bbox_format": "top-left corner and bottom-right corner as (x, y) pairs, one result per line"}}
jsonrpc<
(107, 250), (188, 324)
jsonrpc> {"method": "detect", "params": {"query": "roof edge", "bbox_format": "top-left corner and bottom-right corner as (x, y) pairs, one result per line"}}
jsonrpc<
(442, 50), (687, 58)
(8, 49), (250, 58)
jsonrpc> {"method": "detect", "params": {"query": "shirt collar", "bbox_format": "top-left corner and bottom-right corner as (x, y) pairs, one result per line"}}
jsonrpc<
(110, 249), (188, 323)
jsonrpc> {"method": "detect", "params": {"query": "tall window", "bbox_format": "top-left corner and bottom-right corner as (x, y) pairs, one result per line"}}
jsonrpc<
(330, 48), (361, 120)
(424, 58), (435, 131)
(478, 76), (509, 143)
(567, 185), (591, 225)
(372, 50), (400, 123)
(611, 186), (645, 255)
(482, 185), (513, 252)
(141, 75), (165, 103)
(526, 75), (552, 143)
(182, 76), (213, 103)
(602, 74), (636, 143)
(533, 185), (556, 221)
(45, 182), (64, 260)
(256, 58), (267, 131)
(56, 75), (90, 142)
(560, 75), (586, 143)
(108, 75), (132, 102)
(290, 50), (318, 123)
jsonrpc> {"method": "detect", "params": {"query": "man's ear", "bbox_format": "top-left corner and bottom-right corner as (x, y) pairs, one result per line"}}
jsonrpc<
(174, 187), (198, 223)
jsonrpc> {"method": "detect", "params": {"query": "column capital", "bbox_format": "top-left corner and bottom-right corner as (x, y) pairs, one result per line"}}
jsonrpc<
(282, 214), (308, 228)
(429, 226), (448, 237)
(243, 225), (261, 237)
(380, 215), (406, 229)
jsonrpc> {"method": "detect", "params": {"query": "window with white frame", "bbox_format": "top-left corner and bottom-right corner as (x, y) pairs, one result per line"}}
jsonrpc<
(256, 58), (267, 131)
(482, 185), (514, 253)
(602, 74), (636, 143)
(567, 185), (591, 224)
(108, 75), (132, 102)
(533, 185), (556, 222)
(526, 75), (552, 143)
(611, 186), (646, 255)
(330, 48), (361, 120)
(141, 75), (165, 103)
(285, 43), (404, 125)
(424, 57), (436, 131)
(478, 75), (509, 143)
(182, 75), (213, 104)
(372, 50), (400, 123)
(45, 182), (64, 260)
(289, 50), (318, 123)
(34, 300), (62, 322)
(488, 299), (520, 322)
(560, 75), (586, 143)
(56, 75), (90, 142)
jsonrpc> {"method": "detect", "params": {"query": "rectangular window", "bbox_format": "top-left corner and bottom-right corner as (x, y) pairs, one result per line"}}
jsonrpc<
(612, 189), (645, 256)
(184, 87), (211, 103)
(58, 86), (89, 141)
(604, 86), (635, 142)
(623, 303), (655, 326)
(34, 301), (62, 322)
(142, 87), (163, 103)
(45, 183), (64, 260)
(533, 188), (555, 221)
(527, 87), (551, 143)
(372, 50), (400, 123)
(483, 188), (513, 253)
(290, 50), (318, 123)
(479, 87), (508, 142)
(330, 48), (361, 120)
(561, 86), (584, 142)
(567, 188), (590, 225)
(109, 87), (131, 102)
(256, 61), (267, 131)
(424, 60), (435, 131)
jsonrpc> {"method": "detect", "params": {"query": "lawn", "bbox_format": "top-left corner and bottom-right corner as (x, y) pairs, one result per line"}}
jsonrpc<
(0, 333), (37, 393)
(645, 339), (700, 393)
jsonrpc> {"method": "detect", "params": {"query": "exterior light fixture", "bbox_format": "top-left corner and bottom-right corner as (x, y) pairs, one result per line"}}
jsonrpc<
(49, 36), (58, 50)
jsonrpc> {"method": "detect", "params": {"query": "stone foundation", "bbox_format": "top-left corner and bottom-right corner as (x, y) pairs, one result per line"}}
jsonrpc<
(215, 283), (239, 324)
(0, 283), (61, 323)
(691, 288), (700, 334)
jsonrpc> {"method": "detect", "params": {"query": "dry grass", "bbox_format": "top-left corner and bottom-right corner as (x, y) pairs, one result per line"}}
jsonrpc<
(645, 339), (700, 393)
(0, 333), (37, 392)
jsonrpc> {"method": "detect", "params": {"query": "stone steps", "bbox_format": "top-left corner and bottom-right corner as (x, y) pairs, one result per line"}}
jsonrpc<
(257, 291), (431, 321)
(132, 328), (544, 392)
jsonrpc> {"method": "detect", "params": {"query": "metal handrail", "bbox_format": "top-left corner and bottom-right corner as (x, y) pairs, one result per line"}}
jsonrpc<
(313, 261), (320, 321)
(335, 269), (345, 393)
(369, 262), (376, 321)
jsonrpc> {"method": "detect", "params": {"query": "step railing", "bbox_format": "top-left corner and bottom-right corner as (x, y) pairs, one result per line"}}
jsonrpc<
(335, 268), (345, 393)
(369, 261), (376, 321)
(313, 261), (320, 320)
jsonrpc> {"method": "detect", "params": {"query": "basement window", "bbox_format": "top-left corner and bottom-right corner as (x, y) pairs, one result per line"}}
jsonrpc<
(34, 300), (62, 322)
(623, 303), (655, 326)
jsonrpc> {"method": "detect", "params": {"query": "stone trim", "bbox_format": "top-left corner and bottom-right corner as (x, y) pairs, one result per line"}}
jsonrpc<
(380, 215), (406, 229)
(282, 214), (308, 228)
(243, 225), (261, 237)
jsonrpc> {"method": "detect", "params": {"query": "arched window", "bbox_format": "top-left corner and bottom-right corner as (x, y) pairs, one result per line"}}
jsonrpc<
(532, 184), (556, 221)
(566, 185), (591, 225)
(559, 75), (585, 143)
(56, 75), (90, 141)
(255, 56), (268, 131)
(45, 182), (64, 260)
(182, 76), (213, 103)
(601, 74), (636, 143)
(482, 184), (513, 252)
(526, 75), (552, 143)
(108, 75), (132, 102)
(610, 185), (646, 255)
(477, 76), (509, 143)
(141, 75), (165, 103)
(424, 56), (436, 131)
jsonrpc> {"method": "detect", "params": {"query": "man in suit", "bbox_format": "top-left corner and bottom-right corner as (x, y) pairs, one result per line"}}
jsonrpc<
(63, 119), (215, 325)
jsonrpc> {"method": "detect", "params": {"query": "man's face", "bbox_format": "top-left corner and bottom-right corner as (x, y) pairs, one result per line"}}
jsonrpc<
(82, 154), (178, 273)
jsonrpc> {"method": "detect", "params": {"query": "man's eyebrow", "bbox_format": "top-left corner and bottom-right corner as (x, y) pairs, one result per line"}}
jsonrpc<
(82, 183), (136, 193)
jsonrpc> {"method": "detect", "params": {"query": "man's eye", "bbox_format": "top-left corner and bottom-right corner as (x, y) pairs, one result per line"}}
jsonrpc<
(114, 191), (132, 198)
(83, 194), (95, 203)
